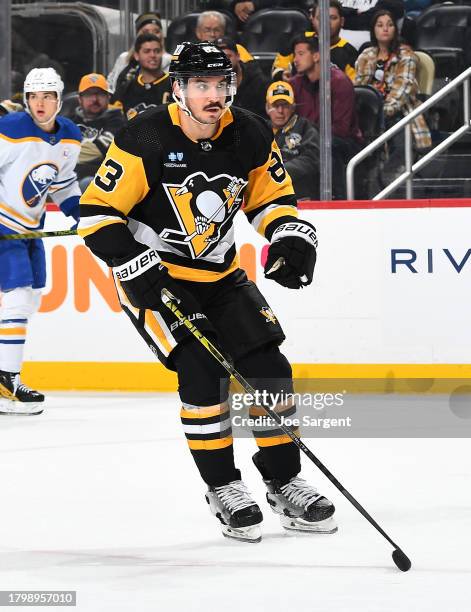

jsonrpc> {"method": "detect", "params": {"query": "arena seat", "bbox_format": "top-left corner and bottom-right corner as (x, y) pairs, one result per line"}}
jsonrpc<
(414, 51), (435, 99)
(165, 12), (237, 55)
(416, 5), (471, 78)
(240, 9), (310, 54)
(353, 85), (384, 198)
(354, 86), (384, 144)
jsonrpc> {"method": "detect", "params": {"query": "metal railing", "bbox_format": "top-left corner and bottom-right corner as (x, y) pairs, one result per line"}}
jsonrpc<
(12, 0), (201, 18)
(346, 66), (471, 200)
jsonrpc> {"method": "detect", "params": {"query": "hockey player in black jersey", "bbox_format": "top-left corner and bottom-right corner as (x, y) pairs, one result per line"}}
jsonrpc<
(78, 42), (336, 543)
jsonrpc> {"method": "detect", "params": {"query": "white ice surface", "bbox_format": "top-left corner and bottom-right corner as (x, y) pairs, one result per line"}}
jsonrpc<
(0, 393), (470, 611)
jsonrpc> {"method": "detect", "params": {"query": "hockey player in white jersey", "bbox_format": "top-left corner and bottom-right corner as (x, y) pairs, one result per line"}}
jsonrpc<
(0, 68), (82, 415)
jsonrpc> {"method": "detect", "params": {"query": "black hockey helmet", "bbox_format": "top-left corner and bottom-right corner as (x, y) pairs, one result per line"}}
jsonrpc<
(169, 41), (237, 123)
(169, 41), (233, 79)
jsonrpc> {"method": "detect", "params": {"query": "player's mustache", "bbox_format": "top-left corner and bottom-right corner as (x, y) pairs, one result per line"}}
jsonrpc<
(203, 102), (223, 110)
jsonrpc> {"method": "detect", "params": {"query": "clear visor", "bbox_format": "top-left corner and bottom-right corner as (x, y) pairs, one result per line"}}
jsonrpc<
(176, 74), (236, 100)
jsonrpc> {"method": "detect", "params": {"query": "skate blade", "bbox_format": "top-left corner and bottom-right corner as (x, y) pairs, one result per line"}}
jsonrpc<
(222, 524), (262, 543)
(280, 515), (338, 534)
(0, 399), (44, 416)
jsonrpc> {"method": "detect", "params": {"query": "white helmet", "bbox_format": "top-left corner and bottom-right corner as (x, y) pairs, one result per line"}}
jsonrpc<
(23, 68), (64, 122)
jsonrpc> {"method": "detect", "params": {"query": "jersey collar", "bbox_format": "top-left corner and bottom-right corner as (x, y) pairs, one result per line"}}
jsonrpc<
(137, 72), (168, 87)
(168, 102), (233, 141)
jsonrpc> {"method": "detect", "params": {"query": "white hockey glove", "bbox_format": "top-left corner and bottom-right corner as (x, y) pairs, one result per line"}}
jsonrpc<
(264, 220), (318, 289)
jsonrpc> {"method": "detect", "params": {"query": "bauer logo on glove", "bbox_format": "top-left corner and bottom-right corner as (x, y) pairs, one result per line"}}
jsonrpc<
(264, 219), (318, 290)
(114, 249), (161, 281)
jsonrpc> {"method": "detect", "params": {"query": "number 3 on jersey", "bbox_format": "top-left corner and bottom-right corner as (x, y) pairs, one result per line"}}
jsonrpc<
(268, 149), (286, 184)
(94, 159), (124, 192)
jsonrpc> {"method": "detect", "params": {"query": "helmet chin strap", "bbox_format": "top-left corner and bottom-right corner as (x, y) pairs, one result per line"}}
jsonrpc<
(172, 87), (233, 127)
(25, 99), (62, 127)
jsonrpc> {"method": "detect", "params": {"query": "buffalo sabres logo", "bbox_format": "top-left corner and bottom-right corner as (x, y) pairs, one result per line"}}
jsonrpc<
(260, 307), (277, 324)
(22, 163), (59, 208)
(160, 171), (247, 258)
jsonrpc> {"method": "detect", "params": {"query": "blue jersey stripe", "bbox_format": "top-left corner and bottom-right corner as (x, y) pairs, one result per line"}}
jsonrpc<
(1, 319), (28, 324)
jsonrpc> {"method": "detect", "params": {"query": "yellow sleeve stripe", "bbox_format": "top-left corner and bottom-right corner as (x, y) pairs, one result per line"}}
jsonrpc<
(255, 205), (298, 237)
(244, 142), (295, 214)
(80, 141), (150, 216)
(77, 218), (126, 238)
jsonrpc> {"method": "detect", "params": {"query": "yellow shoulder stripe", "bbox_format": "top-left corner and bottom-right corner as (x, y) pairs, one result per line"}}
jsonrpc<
(80, 140), (150, 216)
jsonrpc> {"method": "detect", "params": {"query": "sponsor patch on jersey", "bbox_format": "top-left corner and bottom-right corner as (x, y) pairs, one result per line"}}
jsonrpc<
(22, 163), (59, 208)
(165, 151), (187, 168)
(160, 171), (247, 259)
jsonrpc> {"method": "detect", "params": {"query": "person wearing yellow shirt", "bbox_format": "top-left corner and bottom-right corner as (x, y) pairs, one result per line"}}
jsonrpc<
(272, 0), (358, 82)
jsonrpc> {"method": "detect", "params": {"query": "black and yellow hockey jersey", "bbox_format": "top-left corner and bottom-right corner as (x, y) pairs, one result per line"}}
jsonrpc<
(113, 73), (172, 120)
(78, 103), (298, 283)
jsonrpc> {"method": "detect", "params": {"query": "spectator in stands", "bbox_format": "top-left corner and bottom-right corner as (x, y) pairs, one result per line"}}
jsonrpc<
(231, 1), (310, 24)
(272, 0), (358, 82)
(217, 37), (269, 118)
(355, 9), (431, 178)
(112, 34), (172, 120)
(70, 73), (125, 190)
(108, 12), (171, 93)
(266, 81), (319, 199)
(195, 11), (253, 62)
(341, 0), (405, 50)
(291, 36), (362, 198)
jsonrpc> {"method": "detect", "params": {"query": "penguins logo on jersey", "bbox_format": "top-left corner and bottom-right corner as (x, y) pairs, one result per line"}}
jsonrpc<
(22, 163), (59, 208)
(260, 307), (277, 325)
(161, 171), (247, 258)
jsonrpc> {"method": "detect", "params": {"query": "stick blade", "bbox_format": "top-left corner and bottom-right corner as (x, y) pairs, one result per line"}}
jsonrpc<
(392, 548), (412, 572)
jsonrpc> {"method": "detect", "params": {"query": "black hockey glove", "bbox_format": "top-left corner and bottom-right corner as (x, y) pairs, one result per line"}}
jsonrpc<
(112, 244), (176, 310)
(264, 220), (318, 289)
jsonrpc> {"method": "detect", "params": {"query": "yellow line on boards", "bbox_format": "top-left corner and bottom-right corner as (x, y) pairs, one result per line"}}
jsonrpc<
(21, 362), (471, 393)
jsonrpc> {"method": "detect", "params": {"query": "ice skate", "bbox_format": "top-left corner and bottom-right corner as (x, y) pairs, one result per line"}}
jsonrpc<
(205, 480), (263, 543)
(0, 371), (44, 415)
(253, 451), (337, 533)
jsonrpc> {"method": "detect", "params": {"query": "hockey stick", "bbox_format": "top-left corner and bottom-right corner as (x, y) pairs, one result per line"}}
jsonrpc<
(265, 256), (309, 285)
(161, 287), (412, 572)
(0, 229), (77, 241)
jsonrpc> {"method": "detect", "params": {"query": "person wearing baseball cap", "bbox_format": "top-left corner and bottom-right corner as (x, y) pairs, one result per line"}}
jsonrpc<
(70, 73), (125, 190)
(107, 11), (171, 94)
(135, 12), (162, 33)
(266, 81), (319, 199)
